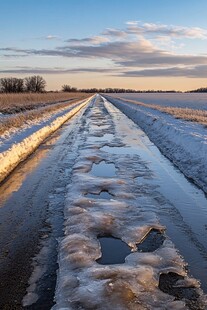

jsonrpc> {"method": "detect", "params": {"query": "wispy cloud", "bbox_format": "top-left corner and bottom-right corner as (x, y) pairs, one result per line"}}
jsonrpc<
(45, 35), (60, 40)
(125, 21), (139, 26)
(102, 28), (127, 38)
(34, 35), (61, 41)
(3, 53), (28, 58)
(126, 22), (207, 39)
(122, 65), (207, 78)
(65, 36), (109, 45)
(0, 66), (118, 74)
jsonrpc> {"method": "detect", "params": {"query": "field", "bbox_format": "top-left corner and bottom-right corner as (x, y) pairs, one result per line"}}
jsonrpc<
(109, 93), (207, 126)
(0, 92), (90, 135)
(109, 93), (207, 110)
(0, 92), (89, 114)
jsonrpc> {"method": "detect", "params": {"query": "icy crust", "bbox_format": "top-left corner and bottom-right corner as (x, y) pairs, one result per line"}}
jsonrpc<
(103, 95), (207, 194)
(0, 96), (93, 183)
(53, 99), (206, 309)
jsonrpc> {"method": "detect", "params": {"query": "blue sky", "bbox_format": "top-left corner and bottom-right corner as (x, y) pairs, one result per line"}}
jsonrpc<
(1, 0), (207, 90)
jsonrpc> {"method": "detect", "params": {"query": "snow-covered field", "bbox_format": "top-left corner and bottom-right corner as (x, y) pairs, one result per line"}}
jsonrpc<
(104, 95), (207, 194)
(0, 96), (94, 183)
(109, 93), (207, 110)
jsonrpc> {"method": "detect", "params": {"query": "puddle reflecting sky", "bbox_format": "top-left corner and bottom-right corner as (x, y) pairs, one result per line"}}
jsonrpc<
(101, 145), (137, 155)
(137, 229), (165, 253)
(97, 236), (132, 265)
(91, 161), (116, 178)
(87, 134), (114, 144)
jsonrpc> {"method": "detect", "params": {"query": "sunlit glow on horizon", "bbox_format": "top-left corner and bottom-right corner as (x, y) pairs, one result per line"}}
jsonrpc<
(0, 0), (207, 91)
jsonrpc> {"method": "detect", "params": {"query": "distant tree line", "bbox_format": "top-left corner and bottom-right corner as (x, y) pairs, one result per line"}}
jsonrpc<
(188, 87), (207, 93)
(61, 85), (179, 93)
(61, 85), (78, 92)
(1, 77), (206, 93)
(0, 76), (46, 93)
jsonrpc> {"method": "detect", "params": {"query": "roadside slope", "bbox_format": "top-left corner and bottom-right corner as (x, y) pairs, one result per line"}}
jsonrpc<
(0, 96), (94, 183)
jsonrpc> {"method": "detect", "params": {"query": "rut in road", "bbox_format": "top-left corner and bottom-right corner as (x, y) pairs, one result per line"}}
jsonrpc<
(53, 95), (207, 310)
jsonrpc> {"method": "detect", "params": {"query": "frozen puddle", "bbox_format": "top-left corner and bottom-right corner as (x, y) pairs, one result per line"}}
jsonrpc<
(159, 272), (201, 310)
(137, 228), (165, 252)
(91, 161), (116, 177)
(97, 230), (165, 265)
(85, 191), (114, 200)
(96, 236), (132, 265)
(101, 145), (137, 155)
(87, 133), (114, 144)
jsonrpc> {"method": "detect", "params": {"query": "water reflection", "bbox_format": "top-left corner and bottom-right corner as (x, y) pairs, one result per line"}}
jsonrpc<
(97, 236), (131, 265)
(0, 134), (60, 207)
(91, 161), (116, 178)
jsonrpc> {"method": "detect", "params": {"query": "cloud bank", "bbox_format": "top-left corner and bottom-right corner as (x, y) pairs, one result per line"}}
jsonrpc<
(1, 21), (207, 78)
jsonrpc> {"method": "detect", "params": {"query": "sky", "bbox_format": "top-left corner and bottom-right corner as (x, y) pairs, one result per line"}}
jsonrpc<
(1, 0), (207, 91)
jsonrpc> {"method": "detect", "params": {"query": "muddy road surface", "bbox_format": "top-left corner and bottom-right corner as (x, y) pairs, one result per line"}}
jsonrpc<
(0, 95), (207, 309)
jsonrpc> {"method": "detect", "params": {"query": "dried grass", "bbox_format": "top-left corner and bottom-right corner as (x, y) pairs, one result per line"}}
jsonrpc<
(0, 93), (91, 135)
(0, 92), (88, 114)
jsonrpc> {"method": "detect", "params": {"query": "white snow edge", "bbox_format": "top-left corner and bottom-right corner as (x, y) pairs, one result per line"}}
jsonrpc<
(0, 96), (93, 183)
(103, 95), (207, 194)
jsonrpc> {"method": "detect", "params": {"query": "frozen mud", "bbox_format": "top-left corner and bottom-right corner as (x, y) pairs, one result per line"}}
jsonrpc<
(53, 95), (207, 309)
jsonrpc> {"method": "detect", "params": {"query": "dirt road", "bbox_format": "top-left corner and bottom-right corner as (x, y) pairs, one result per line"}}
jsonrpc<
(0, 95), (207, 309)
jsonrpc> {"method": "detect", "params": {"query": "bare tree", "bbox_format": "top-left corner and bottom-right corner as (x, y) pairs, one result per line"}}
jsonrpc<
(15, 78), (24, 92)
(25, 75), (46, 92)
(0, 77), (24, 93)
(0, 78), (10, 93)
(62, 84), (77, 92)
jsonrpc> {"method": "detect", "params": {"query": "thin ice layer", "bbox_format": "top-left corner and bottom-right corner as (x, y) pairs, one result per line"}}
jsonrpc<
(53, 95), (206, 309)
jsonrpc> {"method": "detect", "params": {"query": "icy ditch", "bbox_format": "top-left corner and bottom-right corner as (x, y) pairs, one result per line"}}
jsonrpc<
(0, 96), (94, 183)
(53, 97), (207, 310)
(103, 95), (207, 194)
